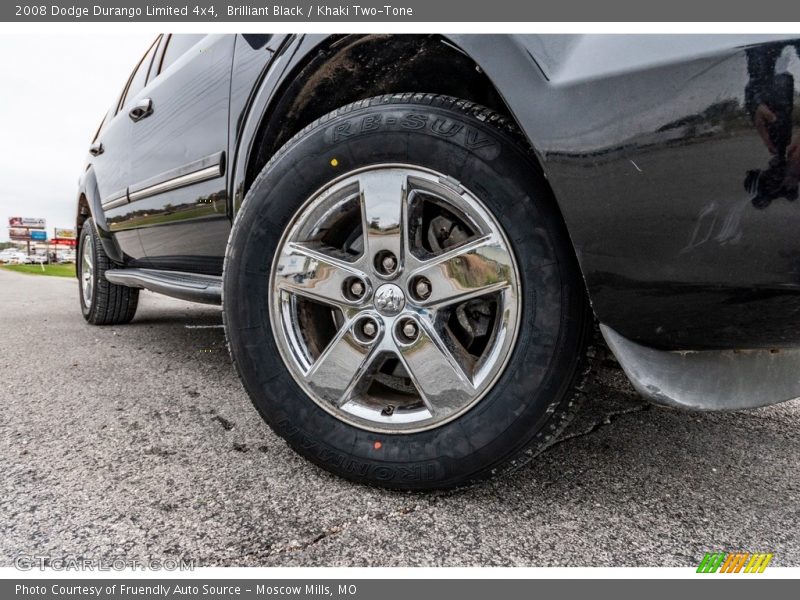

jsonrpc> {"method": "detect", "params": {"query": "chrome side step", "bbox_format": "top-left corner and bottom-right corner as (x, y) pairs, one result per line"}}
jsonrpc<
(600, 324), (800, 410)
(105, 269), (221, 305)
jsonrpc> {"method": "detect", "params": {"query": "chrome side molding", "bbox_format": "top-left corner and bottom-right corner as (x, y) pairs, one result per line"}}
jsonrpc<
(100, 190), (128, 210)
(128, 164), (222, 202)
(99, 151), (225, 209)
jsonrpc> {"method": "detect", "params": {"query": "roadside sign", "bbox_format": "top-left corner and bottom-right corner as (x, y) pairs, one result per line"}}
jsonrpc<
(9, 227), (32, 240)
(30, 230), (47, 241)
(54, 228), (75, 239)
(8, 217), (46, 229)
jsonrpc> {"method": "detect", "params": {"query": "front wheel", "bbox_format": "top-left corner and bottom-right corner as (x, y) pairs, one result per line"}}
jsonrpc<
(78, 218), (139, 325)
(224, 94), (592, 489)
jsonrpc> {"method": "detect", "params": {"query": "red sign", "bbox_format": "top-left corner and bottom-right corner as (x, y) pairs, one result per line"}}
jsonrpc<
(51, 238), (77, 247)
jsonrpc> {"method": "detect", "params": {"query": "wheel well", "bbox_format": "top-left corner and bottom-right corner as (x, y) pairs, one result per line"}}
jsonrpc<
(242, 34), (594, 326)
(245, 34), (519, 191)
(75, 195), (91, 278)
(76, 195), (90, 239)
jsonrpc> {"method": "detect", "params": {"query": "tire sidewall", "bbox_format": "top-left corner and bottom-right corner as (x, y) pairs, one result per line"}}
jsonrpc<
(78, 221), (97, 318)
(224, 100), (587, 488)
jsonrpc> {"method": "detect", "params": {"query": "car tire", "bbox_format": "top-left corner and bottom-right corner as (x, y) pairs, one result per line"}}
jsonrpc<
(224, 94), (593, 489)
(78, 217), (139, 325)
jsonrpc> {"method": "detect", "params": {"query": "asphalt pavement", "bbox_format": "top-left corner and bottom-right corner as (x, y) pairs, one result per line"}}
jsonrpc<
(1, 268), (798, 567)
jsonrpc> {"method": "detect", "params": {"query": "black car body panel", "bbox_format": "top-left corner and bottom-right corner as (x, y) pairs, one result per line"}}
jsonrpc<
(467, 35), (800, 350)
(77, 33), (800, 351)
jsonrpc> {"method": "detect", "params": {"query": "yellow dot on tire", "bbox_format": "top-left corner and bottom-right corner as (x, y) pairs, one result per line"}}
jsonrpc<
(330, 158), (339, 167)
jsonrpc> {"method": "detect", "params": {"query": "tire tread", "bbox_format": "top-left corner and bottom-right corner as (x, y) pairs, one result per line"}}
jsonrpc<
(79, 218), (139, 326)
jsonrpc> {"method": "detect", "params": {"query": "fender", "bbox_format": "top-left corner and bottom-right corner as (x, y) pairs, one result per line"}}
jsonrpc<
(77, 167), (124, 264)
(229, 34), (507, 218)
(227, 34), (545, 221)
(228, 33), (319, 217)
(446, 34), (792, 170)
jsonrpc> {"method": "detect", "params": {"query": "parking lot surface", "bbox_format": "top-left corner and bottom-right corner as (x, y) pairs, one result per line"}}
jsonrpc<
(1, 268), (798, 567)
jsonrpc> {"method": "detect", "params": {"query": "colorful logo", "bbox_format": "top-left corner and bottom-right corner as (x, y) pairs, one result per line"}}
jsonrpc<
(697, 552), (773, 573)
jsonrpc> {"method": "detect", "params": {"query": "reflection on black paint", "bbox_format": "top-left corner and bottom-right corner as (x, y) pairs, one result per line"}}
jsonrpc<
(745, 42), (800, 208)
(107, 189), (227, 229)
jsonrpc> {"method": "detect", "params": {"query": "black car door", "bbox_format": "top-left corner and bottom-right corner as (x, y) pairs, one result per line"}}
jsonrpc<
(126, 34), (235, 275)
(94, 36), (162, 261)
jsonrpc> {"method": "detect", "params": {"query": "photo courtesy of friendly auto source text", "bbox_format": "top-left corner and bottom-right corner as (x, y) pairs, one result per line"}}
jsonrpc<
(0, 0), (799, 595)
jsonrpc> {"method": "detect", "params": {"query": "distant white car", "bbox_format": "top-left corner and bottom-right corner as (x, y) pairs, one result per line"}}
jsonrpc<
(21, 254), (47, 265)
(0, 251), (27, 264)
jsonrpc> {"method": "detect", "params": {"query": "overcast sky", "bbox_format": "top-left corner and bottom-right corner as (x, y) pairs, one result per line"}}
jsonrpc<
(0, 33), (154, 242)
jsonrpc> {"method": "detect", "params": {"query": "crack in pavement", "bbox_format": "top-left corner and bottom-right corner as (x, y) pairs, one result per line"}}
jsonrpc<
(547, 402), (652, 450)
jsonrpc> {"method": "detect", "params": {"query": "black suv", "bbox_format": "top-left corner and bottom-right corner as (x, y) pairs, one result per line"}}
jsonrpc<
(76, 34), (800, 488)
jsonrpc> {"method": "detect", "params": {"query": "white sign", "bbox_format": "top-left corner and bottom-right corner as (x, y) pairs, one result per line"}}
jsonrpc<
(8, 217), (46, 229)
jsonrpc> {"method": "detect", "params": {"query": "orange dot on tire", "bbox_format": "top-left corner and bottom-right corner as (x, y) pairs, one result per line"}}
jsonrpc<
(373, 441), (382, 450)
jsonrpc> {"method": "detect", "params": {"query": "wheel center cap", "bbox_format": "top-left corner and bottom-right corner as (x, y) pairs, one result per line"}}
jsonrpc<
(373, 283), (405, 316)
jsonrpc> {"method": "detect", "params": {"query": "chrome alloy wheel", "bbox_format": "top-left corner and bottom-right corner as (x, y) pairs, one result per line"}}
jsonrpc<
(81, 234), (94, 308)
(269, 165), (521, 433)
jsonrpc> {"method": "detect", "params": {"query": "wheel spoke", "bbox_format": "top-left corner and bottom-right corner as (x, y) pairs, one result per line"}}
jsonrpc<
(410, 235), (513, 307)
(275, 242), (366, 307)
(395, 323), (476, 417)
(304, 323), (377, 407)
(84, 273), (93, 303)
(81, 240), (94, 306)
(359, 171), (408, 268)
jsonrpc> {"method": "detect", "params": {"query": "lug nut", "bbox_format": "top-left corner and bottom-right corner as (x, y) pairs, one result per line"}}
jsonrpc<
(381, 254), (397, 273)
(344, 277), (367, 301)
(374, 250), (399, 276)
(354, 317), (380, 344)
(397, 318), (419, 343)
(350, 280), (365, 298)
(414, 277), (432, 300)
(361, 320), (377, 338)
